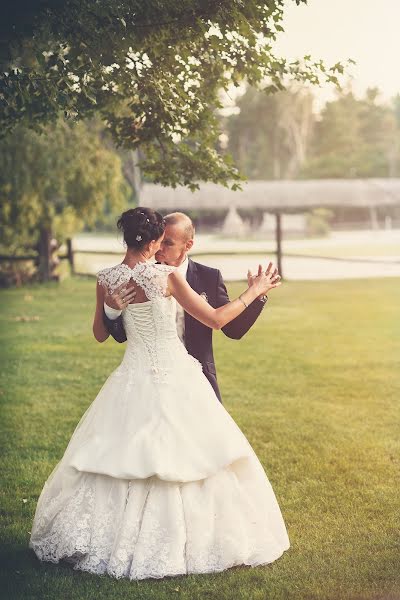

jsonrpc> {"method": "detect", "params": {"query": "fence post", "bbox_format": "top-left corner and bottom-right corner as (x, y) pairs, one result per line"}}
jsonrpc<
(276, 212), (283, 278)
(66, 238), (74, 274)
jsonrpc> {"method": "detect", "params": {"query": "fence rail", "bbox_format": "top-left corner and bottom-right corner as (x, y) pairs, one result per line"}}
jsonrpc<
(1, 235), (399, 282)
(70, 248), (400, 265)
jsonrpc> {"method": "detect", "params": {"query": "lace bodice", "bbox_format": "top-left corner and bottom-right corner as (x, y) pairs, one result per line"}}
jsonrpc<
(97, 262), (175, 299)
(97, 262), (192, 380)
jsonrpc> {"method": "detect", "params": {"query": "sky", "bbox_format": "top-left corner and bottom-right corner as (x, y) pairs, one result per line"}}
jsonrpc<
(274, 0), (400, 108)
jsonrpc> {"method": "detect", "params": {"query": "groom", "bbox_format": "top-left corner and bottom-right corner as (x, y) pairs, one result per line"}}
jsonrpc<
(103, 212), (273, 403)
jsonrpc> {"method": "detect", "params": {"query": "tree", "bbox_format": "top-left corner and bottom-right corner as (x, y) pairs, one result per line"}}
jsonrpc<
(301, 88), (399, 178)
(390, 94), (400, 176)
(0, 119), (128, 279)
(225, 85), (315, 179)
(0, 0), (344, 189)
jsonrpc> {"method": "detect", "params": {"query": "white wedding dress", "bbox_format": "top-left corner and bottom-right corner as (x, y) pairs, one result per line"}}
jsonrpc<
(30, 262), (290, 580)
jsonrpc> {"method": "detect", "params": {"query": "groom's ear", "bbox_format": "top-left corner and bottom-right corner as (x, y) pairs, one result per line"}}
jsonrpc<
(185, 239), (194, 252)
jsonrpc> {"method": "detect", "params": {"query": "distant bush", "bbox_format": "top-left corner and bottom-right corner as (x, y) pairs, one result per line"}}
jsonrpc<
(0, 258), (37, 287)
(307, 208), (334, 237)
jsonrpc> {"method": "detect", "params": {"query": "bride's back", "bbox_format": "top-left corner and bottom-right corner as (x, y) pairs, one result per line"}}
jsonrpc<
(98, 262), (184, 379)
(98, 262), (174, 303)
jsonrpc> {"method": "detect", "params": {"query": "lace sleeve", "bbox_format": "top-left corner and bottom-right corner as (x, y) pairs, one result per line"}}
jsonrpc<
(97, 265), (131, 295)
(132, 263), (176, 300)
(97, 263), (175, 298)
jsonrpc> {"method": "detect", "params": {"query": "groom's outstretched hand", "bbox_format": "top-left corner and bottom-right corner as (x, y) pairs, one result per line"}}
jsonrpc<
(247, 261), (281, 298)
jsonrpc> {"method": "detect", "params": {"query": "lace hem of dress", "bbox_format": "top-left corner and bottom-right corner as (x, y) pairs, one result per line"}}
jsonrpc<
(30, 467), (289, 581)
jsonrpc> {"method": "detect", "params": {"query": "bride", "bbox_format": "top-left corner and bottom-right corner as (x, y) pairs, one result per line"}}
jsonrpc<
(30, 207), (290, 580)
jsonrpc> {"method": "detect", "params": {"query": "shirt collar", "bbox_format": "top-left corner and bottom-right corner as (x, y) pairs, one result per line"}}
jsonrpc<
(177, 256), (189, 278)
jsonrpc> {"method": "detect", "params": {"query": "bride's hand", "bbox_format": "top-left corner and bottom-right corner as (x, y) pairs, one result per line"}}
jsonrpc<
(247, 262), (281, 297)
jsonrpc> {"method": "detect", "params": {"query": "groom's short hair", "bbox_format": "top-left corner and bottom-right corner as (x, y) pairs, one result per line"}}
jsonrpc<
(164, 212), (195, 241)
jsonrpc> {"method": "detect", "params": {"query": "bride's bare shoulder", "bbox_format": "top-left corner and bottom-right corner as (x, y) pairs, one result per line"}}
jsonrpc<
(167, 269), (188, 292)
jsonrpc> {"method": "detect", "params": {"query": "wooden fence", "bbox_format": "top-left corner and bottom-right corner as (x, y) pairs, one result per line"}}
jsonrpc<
(1, 236), (397, 284)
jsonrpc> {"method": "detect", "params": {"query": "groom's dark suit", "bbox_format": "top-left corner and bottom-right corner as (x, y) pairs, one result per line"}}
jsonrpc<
(103, 259), (266, 403)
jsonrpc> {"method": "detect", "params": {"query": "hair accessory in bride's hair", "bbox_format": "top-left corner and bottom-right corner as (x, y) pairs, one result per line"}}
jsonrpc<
(117, 207), (165, 248)
(138, 211), (150, 223)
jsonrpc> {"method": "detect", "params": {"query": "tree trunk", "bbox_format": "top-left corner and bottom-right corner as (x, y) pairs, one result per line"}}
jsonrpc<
(123, 149), (142, 202)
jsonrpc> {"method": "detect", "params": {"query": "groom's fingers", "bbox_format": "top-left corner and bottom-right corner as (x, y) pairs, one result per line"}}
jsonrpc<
(122, 290), (137, 305)
(258, 264), (263, 276)
(114, 282), (130, 295)
(118, 284), (136, 298)
(265, 261), (273, 275)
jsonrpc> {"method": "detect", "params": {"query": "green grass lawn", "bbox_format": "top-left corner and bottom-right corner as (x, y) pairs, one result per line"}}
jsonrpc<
(1, 277), (399, 600)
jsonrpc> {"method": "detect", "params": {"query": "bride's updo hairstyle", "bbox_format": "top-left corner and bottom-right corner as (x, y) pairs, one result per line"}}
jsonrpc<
(117, 207), (165, 249)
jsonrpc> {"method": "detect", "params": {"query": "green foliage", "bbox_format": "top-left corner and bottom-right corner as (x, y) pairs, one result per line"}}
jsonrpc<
(0, 0), (345, 188)
(301, 88), (399, 178)
(224, 85), (400, 181)
(225, 85), (315, 179)
(0, 119), (129, 254)
(0, 277), (399, 598)
(306, 208), (333, 237)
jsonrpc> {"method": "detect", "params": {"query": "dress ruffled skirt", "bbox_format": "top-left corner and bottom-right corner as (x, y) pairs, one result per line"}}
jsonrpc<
(30, 349), (290, 579)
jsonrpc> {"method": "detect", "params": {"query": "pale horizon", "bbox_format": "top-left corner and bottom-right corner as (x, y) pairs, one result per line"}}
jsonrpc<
(275, 0), (400, 107)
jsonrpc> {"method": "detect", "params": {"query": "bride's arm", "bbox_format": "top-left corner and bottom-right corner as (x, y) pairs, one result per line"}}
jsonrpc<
(168, 269), (278, 330)
(93, 282), (111, 343)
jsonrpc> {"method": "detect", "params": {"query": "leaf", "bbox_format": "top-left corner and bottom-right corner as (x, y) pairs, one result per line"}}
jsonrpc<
(0, 0), (346, 190)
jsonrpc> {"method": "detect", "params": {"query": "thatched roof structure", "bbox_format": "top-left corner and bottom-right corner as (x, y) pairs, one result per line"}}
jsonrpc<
(140, 179), (400, 212)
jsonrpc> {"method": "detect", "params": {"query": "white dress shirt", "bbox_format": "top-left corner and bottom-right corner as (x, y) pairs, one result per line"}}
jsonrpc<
(104, 257), (189, 344)
(174, 257), (189, 344)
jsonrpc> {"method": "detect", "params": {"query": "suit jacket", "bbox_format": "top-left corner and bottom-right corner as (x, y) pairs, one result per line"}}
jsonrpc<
(102, 259), (266, 403)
